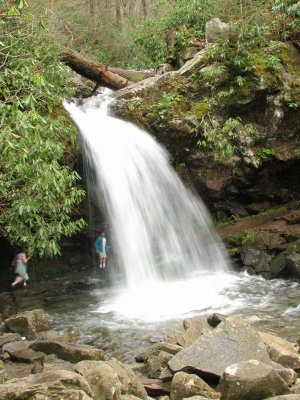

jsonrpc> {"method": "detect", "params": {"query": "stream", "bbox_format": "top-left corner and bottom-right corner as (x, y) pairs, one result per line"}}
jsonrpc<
(45, 269), (300, 363)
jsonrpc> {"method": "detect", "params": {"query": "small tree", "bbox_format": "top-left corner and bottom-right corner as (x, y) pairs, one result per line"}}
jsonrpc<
(0, 0), (86, 257)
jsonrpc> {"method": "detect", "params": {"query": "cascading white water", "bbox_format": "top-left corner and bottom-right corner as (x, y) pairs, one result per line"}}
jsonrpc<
(64, 90), (229, 289)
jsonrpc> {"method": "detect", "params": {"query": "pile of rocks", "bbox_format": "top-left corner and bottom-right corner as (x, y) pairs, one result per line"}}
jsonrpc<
(1, 308), (300, 400)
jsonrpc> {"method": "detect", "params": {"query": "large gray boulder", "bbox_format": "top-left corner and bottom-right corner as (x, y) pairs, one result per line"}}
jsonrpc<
(217, 359), (290, 400)
(170, 371), (221, 400)
(5, 309), (50, 339)
(168, 318), (272, 379)
(75, 359), (148, 400)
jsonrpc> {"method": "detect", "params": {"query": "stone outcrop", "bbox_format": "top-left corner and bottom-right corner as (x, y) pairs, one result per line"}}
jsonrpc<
(217, 359), (290, 400)
(260, 332), (300, 370)
(4, 309), (50, 339)
(170, 371), (221, 400)
(0, 369), (94, 400)
(1, 307), (300, 400)
(75, 359), (148, 400)
(168, 318), (272, 379)
(30, 340), (105, 363)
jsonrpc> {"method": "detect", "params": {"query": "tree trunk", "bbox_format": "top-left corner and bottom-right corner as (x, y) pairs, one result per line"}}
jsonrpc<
(61, 49), (130, 90)
(61, 48), (155, 90)
(141, 0), (148, 18)
(116, 0), (124, 32)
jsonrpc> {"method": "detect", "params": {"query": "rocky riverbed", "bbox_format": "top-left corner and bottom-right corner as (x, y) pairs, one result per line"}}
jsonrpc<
(1, 302), (300, 400)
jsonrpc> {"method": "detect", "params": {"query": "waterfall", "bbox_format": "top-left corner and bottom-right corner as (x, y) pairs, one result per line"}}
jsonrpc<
(64, 91), (229, 289)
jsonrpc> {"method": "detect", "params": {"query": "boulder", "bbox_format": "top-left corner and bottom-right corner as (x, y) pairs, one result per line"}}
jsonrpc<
(7, 348), (45, 364)
(205, 18), (236, 43)
(272, 362), (298, 386)
(30, 340), (105, 363)
(168, 318), (272, 379)
(260, 332), (300, 370)
(270, 239), (300, 280)
(3, 340), (31, 354)
(137, 341), (178, 378)
(0, 333), (21, 349)
(170, 371), (221, 400)
(147, 351), (173, 379)
(182, 317), (211, 334)
(0, 369), (93, 400)
(35, 327), (81, 343)
(207, 313), (226, 328)
(217, 359), (290, 400)
(75, 359), (148, 400)
(5, 309), (50, 339)
(136, 341), (183, 362)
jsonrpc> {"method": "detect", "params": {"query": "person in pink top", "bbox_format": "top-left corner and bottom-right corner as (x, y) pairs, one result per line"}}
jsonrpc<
(11, 251), (31, 288)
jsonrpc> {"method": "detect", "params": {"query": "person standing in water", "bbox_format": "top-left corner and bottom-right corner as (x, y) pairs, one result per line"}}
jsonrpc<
(11, 251), (31, 287)
(95, 231), (108, 269)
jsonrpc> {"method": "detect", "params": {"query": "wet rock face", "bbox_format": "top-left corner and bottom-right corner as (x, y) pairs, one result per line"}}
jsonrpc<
(226, 230), (300, 281)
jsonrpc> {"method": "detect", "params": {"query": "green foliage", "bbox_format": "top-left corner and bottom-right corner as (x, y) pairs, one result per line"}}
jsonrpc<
(129, 0), (232, 67)
(150, 93), (184, 112)
(198, 117), (254, 160)
(257, 147), (276, 159)
(0, 1), (86, 257)
(271, 0), (300, 40)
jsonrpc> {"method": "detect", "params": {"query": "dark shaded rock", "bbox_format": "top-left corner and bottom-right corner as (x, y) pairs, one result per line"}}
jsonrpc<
(142, 378), (171, 397)
(270, 239), (300, 280)
(207, 313), (226, 328)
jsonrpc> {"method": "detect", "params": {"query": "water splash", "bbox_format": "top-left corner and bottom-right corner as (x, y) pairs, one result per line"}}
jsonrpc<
(64, 91), (229, 288)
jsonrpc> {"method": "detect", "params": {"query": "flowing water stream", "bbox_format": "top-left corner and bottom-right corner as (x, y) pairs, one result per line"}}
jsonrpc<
(61, 91), (300, 362)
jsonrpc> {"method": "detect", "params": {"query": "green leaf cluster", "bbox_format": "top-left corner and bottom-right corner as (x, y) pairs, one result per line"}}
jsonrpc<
(0, 1), (86, 257)
(198, 118), (254, 160)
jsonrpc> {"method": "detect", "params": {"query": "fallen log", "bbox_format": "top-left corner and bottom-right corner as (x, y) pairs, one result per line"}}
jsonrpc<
(61, 48), (155, 90)
(61, 48), (129, 90)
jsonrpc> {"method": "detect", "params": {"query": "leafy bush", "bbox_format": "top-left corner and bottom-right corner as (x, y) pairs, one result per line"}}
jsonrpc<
(0, 1), (86, 257)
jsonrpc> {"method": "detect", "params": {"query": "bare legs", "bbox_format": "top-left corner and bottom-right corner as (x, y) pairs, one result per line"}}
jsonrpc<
(11, 276), (27, 287)
(99, 257), (107, 269)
